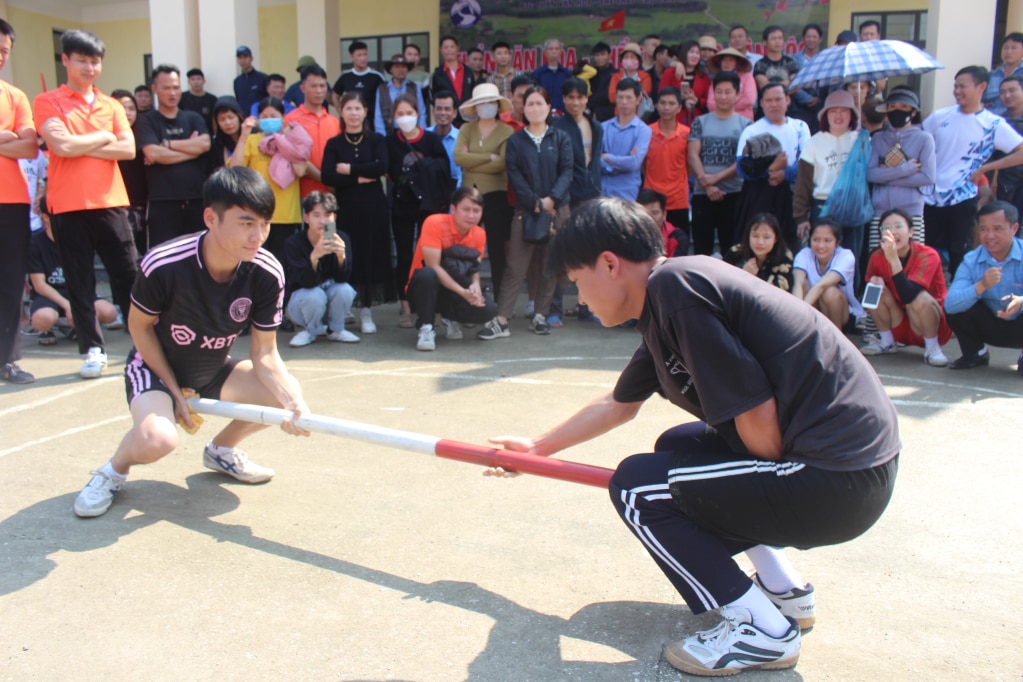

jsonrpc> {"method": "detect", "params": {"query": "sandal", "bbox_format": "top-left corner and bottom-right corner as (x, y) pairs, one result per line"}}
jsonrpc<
(565, 306), (580, 317)
(38, 330), (57, 346)
(546, 315), (563, 328)
(398, 313), (415, 328)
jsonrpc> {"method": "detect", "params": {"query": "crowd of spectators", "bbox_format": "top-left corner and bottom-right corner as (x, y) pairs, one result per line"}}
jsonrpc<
(5, 19), (1023, 384)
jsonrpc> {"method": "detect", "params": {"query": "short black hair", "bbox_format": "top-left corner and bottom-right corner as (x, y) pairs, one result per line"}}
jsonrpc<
(467, 47), (483, 57)
(810, 217), (843, 244)
(729, 24), (748, 38)
(656, 86), (681, 104)
(762, 25), (784, 41)
(405, 43), (421, 54)
(204, 166), (275, 221)
(859, 20), (881, 36)
(186, 68), (204, 79)
(0, 18), (16, 43)
(979, 199), (1020, 224)
(37, 191), (50, 217)
(713, 70), (741, 91)
(547, 198), (665, 277)
(760, 80), (788, 99)
(522, 85), (553, 123)
(636, 188), (666, 210)
(878, 208), (914, 236)
(302, 190), (338, 215)
(151, 64), (179, 81)
(451, 185), (484, 208)
(653, 44), (669, 58)
(134, 84), (149, 94)
(1005, 32), (1023, 48)
(257, 96), (285, 116)
(432, 90), (456, 106)
(641, 34), (660, 44)
(349, 40), (368, 54)
(300, 64), (328, 82)
(267, 73), (286, 84)
(956, 65), (991, 86)
(615, 78), (642, 97)
(561, 77), (588, 98)
(440, 35), (458, 47)
(510, 74), (536, 93)
(110, 88), (134, 101)
(592, 41), (611, 55)
(1003, 75), (1023, 90)
(802, 23), (824, 38)
(492, 41), (511, 52)
(61, 29), (105, 59)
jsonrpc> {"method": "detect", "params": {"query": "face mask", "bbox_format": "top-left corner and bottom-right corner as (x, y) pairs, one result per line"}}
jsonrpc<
(622, 57), (639, 71)
(258, 118), (282, 134)
(476, 102), (499, 120)
(395, 115), (418, 133)
(886, 109), (912, 128)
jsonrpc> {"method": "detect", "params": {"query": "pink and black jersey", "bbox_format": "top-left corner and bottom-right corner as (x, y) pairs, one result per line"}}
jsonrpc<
(130, 231), (284, 389)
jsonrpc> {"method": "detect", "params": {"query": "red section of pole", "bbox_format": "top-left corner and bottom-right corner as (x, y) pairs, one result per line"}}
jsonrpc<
(435, 439), (614, 489)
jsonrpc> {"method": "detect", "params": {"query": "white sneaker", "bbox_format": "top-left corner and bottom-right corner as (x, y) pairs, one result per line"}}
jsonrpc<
(203, 445), (274, 483)
(417, 324), (436, 351)
(861, 338), (898, 356)
(924, 346), (949, 367)
(441, 318), (463, 340)
(752, 572), (816, 631)
(106, 311), (125, 330)
(327, 329), (360, 343)
(360, 310), (377, 334)
(289, 330), (317, 347)
(80, 346), (108, 379)
(665, 606), (800, 676)
(74, 469), (125, 518)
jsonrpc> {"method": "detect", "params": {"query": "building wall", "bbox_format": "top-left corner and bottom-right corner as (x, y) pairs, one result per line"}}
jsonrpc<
(827, 0), (928, 36)
(83, 17), (152, 94)
(6, 7), (79, 101)
(258, 3), (298, 79)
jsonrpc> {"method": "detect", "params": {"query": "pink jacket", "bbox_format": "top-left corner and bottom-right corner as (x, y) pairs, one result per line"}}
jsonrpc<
(258, 124), (313, 190)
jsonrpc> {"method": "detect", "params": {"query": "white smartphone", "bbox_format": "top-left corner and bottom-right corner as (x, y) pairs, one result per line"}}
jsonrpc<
(323, 221), (337, 241)
(861, 282), (884, 310)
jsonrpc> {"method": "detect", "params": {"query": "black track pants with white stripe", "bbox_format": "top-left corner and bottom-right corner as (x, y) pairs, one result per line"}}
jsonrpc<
(608, 422), (897, 615)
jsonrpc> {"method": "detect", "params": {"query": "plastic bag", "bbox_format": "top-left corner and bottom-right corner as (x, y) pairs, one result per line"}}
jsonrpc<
(821, 129), (874, 227)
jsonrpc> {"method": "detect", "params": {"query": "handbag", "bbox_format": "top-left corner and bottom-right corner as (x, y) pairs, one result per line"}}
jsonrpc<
(821, 129), (875, 227)
(522, 211), (554, 244)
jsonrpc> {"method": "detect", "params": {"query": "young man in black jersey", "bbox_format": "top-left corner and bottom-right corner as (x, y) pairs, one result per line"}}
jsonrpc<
(490, 198), (900, 676)
(74, 167), (311, 519)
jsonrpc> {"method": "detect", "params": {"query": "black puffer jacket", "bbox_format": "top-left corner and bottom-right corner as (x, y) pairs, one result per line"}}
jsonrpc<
(504, 126), (574, 212)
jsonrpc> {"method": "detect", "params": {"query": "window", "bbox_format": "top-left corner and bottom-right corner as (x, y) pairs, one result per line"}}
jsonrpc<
(851, 11), (929, 93)
(340, 33), (430, 74)
(52, 30), (67, 88)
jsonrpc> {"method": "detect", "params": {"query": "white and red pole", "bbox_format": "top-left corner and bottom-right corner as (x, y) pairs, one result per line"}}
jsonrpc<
(188, 398), (615, 488)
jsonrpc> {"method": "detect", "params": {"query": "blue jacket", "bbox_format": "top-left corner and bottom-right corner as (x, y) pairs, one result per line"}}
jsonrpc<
(532, 64), (572, 113)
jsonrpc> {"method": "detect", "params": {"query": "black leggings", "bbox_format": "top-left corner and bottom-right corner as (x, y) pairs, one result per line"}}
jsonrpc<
(608, 422), (898, 614)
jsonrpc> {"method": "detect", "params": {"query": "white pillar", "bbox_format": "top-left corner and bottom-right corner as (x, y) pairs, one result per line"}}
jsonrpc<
(921, 0), (997, 114)
(198, 0), (260, 101)
(149, 0), (200, 77)
(297, 0), (341, 80)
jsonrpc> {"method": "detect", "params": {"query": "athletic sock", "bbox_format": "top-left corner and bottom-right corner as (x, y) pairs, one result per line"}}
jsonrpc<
(923, 335), (941, 351)
(100, 460), (127, 479)
(206, 441), (236, 456)
(879, 330), (896, 347)
(745, 545), (804, 594)
(726, 583), (792, 638)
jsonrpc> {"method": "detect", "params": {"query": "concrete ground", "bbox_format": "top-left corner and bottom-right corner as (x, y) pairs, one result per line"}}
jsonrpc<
(2, 301), (1022, 681)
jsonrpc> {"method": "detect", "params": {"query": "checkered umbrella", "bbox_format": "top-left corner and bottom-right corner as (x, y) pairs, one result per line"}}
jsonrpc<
(788, 39), (944, 91)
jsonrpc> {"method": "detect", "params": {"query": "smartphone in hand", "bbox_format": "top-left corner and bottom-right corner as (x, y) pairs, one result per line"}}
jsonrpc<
(323, 221), (337, 242)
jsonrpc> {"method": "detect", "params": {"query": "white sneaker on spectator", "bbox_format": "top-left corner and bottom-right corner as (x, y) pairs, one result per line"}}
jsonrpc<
(74, 469), (125, 518)
(327, 329), (360, 343)
(417, 324), (436, 351)
(441, 318), (463, 340)
(665, 606), (800, 676)
(80, 346), (107, 379)
(861, 338), (897, 356)
(106, 310), (125, 330)
(289, 330), (317, 347)
(924, 347), (949, 367)
(360, 309), (377, 334)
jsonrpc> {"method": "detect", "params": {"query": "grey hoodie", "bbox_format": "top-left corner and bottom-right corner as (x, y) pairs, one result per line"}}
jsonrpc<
(866, 124), (935, 216)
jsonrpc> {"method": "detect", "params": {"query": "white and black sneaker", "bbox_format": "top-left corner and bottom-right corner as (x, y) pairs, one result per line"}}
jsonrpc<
(665, 606), (800, 677)
(751, 573), (816, 631)
(529, 313), (551, 335)
(476, 317), (510, 340)
(74, 468), (125, 518)
(441, 318), (463, 340)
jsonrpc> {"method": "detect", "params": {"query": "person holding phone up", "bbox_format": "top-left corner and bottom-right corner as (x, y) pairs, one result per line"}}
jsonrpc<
(282, 191), (360, 348)
(860, 208), (952, 366)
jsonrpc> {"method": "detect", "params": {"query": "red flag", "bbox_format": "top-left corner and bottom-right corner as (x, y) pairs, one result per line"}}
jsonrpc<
(599, 10), (625, 32)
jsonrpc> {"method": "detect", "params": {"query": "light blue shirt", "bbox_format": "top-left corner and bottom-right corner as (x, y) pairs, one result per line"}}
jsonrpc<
(374, 80), (426, 136)
(600, 115), (652, 200)
(984, 62), (1023, 116)
(428, 123), (462, 187)
(945, 238), (1023, 318)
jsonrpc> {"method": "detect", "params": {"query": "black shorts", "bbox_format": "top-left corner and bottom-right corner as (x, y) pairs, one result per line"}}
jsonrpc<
(123, 349), (240, 408)
(29, 294), (101, 316)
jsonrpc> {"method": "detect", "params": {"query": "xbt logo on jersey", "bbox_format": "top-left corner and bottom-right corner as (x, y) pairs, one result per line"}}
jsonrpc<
(169, 323), (239, 350)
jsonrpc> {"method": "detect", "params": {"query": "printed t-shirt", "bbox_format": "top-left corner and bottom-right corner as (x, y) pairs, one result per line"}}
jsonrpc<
(799, 130), (859, 200)
(33, 85), (130, 213)
(689, 112), (750, 195)
(0, 81), (33, 204)
(406, 213), (487, 290)
(130, 231), (284, 389)
(27, 230), (66, 299)
(613, 256), (900, 471)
